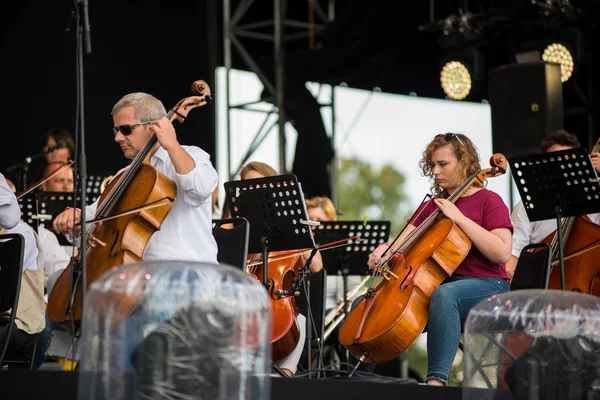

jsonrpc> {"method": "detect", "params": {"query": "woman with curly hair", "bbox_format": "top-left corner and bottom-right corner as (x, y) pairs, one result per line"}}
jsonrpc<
(367, 133), (513, 386)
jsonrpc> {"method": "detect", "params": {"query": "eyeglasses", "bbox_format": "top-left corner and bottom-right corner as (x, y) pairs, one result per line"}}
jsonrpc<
(112, 121), (152, 136)
(435, 133), (465, 147)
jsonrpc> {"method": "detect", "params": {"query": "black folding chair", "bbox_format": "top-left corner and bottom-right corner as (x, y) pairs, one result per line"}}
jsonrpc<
(0, 233), (26, 367)
(510, 242), (552, 291)
(212, 218), (250, 272)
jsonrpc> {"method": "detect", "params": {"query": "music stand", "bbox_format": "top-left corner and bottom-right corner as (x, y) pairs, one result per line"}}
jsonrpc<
(224, 174), (316, 279)
(86, 175), (111, 203)
(509, 147), (600, 290)
(17, 193), (47, 232)
(224, 174), (318, 377)
(36, 191), (85, 246)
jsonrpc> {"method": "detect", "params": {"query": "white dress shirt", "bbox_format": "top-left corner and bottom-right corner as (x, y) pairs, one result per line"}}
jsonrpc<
(6, 221), (40, 272)
(37, 225), (72, 287)
(511, 200), (600, 258)
(0, 173), (20, 230)
(83, 146), (219, 265)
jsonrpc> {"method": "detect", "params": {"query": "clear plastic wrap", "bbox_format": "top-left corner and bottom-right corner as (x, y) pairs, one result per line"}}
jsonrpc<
(77, 260), (271, 400)
(462, 289), (600, 400)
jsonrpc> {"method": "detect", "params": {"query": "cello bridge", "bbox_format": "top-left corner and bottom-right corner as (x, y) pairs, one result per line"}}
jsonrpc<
(378, 266), (398, 281)
(87, 233), (107, 248)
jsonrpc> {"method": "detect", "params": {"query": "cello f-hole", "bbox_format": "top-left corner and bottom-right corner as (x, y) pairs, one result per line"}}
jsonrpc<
(107, 230), (120, 257)
(400, 265), (413, 289)
(267, 278), (277, 299)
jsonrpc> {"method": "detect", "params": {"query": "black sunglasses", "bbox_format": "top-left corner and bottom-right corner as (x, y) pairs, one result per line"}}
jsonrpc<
(435, 133), (465, 147)
(112, 121), (152, 136)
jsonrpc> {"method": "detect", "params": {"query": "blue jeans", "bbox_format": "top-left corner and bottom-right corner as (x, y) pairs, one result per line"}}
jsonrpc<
(425, 275), (509, 384)
(33, 314), (54, 368)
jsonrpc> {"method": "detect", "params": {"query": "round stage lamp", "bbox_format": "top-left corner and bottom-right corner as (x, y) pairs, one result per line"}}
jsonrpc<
(440, 61), (472, 100)
(542, 43), (574, 82)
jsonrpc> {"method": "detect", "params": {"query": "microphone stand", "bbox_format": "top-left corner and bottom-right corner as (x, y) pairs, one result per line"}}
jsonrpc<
(73, 0), (91, 319)
(300, 246), (318, 379)
(5, 160), (29, 193)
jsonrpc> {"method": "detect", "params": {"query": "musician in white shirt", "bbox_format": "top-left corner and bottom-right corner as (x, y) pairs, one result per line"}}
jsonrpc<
(507, 130), (600, 282)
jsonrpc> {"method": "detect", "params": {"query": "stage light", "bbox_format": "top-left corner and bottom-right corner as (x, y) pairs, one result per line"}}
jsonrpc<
(542, 43), (574, 82)
(439, 46), (484, 101)
(440, 61), (472, 100)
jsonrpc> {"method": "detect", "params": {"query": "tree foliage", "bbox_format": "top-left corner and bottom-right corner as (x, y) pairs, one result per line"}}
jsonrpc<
(337, 156), (409, 236)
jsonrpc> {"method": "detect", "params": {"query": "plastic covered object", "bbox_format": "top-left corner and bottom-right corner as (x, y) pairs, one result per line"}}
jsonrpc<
(77, 260), (271, 400)
(462, 289), (600, 400)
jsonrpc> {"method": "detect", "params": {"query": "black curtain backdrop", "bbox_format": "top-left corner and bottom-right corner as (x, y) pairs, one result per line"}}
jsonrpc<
(2, 0), (215, 180)
(2, 1), (597, 182)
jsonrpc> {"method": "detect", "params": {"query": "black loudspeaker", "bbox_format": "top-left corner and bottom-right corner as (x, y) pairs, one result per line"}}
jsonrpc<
(488, 62), (563, 159)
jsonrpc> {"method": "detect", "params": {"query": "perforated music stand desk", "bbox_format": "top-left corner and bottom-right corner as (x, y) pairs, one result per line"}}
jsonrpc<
(313, 220), (391, 277)
(17, 193), (44, 232)
(509, 147), (600, 289)
(36, 191), (91, 246)
(223, 174), (316, 275)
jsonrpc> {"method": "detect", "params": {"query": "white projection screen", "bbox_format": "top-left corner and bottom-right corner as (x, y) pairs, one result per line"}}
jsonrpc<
(215, 67), (519, 225)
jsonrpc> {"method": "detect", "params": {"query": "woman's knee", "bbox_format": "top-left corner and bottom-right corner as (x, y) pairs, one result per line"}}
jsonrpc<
(430, 285), (457, 310)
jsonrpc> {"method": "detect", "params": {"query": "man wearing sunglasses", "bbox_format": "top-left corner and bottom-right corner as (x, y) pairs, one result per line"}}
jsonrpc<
(51, 92), (219, 266)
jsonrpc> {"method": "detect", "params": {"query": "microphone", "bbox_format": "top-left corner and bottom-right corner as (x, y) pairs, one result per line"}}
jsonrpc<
(5, 153), (45, 172)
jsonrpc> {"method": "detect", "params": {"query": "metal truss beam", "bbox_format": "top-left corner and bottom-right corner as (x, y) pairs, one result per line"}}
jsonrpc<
(222, 0), (337, 203)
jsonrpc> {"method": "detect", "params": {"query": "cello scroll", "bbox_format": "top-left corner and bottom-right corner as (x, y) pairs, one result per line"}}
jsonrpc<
(170, 80), (212, 124)
(472, 153), (507, 186)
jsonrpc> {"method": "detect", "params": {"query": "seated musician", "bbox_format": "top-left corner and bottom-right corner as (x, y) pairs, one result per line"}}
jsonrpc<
(27, 128), (76, 190)
(236, 161), (324, 377)
(51, 91), (219, 271)
(305, 197), (363, 348)
(33, 162), (76, 368)
(368, 133), (513, 386)
(0, 173), (46, 362)
(47, 92), (219, 366)
(38, 162), (75, 287)
(506, 130), (600, 283)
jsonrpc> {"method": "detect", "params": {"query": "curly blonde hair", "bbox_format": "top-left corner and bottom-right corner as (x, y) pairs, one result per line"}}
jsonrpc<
(418, 133), (482, 197)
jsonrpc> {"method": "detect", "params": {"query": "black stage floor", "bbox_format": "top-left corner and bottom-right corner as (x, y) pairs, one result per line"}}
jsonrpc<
(0, 370), (513, 400)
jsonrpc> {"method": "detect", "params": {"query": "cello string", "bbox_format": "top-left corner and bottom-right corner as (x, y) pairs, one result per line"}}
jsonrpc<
(371, 167), (492, 283)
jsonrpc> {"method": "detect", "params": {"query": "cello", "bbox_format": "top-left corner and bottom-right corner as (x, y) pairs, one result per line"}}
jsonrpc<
(543, 138), (600, 296)
(339, 154), (507, 364)
(47, 80), (212, 325)
(496, 141), (600, 387)
(247, 250), (303, 362)
(246, 237), (362, 362)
